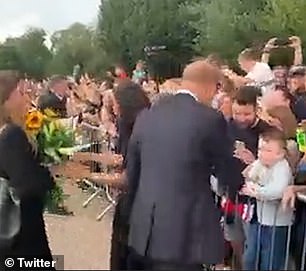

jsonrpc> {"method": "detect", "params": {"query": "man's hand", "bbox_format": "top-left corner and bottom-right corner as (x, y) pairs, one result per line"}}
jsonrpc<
(289, 36), (302, 50)
(282, 185), (297, 210)
(264, 37), (278, 51)
(234, 148), (256, 165)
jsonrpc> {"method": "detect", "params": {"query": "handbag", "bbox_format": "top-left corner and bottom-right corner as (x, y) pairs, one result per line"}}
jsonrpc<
(0, 124), (21, 250)
(0, 176), (21, 250)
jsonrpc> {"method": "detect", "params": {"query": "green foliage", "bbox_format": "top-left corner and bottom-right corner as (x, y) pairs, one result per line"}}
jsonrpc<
(45, 179), (65, 214)
(97, 0), (198, 77)
(1, 0), (306, 78)
(47, 23), (103, 76)
(2, 28), (52, 79)
(36, 120), (75, 164)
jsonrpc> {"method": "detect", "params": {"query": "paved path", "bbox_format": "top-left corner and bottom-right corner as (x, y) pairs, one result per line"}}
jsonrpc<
(45, 182), (114, 270)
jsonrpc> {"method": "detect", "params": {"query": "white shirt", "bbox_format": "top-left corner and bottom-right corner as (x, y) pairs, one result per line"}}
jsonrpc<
(176, 89), (199, 101)
(246, 62), (275, 95)
(248, 159), (294, 226)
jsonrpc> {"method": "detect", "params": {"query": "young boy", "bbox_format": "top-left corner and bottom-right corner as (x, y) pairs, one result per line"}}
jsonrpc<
(241, 128), (294, 270)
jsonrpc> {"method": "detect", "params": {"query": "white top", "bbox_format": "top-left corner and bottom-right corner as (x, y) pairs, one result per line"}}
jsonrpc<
(246, 62), (275, 94)
(247, 159), (294, 226)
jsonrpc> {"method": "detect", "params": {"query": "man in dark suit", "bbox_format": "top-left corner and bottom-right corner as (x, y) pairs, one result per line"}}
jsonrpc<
(37, 75), (69, 118)
(126, 60), (242, 270)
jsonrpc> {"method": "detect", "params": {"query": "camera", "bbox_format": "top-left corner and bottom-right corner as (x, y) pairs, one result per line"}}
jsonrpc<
(275, 38), (291, 47)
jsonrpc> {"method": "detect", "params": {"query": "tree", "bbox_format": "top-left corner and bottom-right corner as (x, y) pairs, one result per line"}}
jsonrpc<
(48, 23), (102, 76)
(97, 0), (198, 78)
(0, 45), (21, 70)
(7, 28), (52, 78)
(188, 0), (268, 64)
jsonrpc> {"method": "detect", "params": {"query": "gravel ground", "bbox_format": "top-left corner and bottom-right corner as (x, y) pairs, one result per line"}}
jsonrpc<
(45, 182), (115, 270)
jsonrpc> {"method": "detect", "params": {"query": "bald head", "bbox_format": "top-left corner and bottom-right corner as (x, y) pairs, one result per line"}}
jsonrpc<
(183, 60), (221, 84)
(181, 60), (221, 105)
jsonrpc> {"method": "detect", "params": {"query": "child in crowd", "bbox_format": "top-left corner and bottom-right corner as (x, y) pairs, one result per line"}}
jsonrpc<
(241, 128), (294, 270)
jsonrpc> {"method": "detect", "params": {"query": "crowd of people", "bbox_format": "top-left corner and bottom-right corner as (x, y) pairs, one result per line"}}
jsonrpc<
(1, 35), (306, 271)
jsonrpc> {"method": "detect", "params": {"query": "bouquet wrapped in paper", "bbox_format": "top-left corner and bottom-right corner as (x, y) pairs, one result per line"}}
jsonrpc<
(25, 108), (90, 165)
(25, 108), (91, 212)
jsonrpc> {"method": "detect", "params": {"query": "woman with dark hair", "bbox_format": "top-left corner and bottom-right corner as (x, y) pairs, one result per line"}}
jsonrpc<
(110, 79), (150, 270)
(0, 71), (54, 263)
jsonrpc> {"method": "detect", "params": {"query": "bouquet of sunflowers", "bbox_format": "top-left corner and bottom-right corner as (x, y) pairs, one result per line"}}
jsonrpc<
(25, 108), (89, 164)
(25, 108), (90, 213)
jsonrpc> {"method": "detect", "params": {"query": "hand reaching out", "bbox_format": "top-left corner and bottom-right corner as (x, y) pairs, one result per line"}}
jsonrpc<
(289, 36), (302, 50)
(90, 172), (125, 187)
(282, 185), (297, 210)
(264, 37), (277, 51)
(240, 182), (259, 197)
(234, 148), (255, 165)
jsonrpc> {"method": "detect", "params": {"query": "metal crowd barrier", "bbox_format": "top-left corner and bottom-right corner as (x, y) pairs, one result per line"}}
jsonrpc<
(78, 123), (119, 221)
(218, 188), (306, 271)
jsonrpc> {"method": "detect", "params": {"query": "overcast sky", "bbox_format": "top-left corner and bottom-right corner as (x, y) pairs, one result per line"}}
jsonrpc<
(0, 0), (101, 41)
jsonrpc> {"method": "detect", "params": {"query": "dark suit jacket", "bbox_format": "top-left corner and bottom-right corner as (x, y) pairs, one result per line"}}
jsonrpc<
(126, 93), (241, 265)
(37, 90), (67, 118)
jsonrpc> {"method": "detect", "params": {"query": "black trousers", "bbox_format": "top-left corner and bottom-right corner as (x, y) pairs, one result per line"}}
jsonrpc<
(110, 195), (130, 270)
(128, 250), (207, 270)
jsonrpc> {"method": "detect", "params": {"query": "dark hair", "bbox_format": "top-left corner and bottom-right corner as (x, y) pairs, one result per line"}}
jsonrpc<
(233, 86), (261, 106)
(114, 79), (150, 127)
(0, 70), (23, 125)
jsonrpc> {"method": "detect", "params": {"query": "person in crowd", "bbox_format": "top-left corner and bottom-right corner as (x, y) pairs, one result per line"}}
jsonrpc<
(0, 71), (55, 262)
(37, 75), (70, 118)
(221, 86), (270, 270)
(223, 48), (275, 94)
(261, 36), (303, 67)
(115, 65), (129, 80)
(264, 106), (297, 138)
(217, 93), (233, 121)
(100, 89), (117, 137)
(238, 48), (275, 93)
(242, 128), (294, 270)
(99, 77), (114, 93)
(132, 60), (147, 85)
(263, 105), (299, 172)
(110, 79), (151, 270)
(262, 85), (306, 123)
(126, 60), (242, 270)
(214, 76), (236, 120)
(288, 65), (306, 94)
(272, 65), (288, 87)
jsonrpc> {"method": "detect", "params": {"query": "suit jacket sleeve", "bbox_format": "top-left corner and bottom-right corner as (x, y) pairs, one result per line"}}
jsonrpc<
(1, 124), (54, 200)
(208, 113), (242, 200)
(126, 112), (143, 213)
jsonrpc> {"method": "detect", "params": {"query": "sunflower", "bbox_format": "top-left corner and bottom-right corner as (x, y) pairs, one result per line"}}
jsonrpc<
(26, 110), (44, 131)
